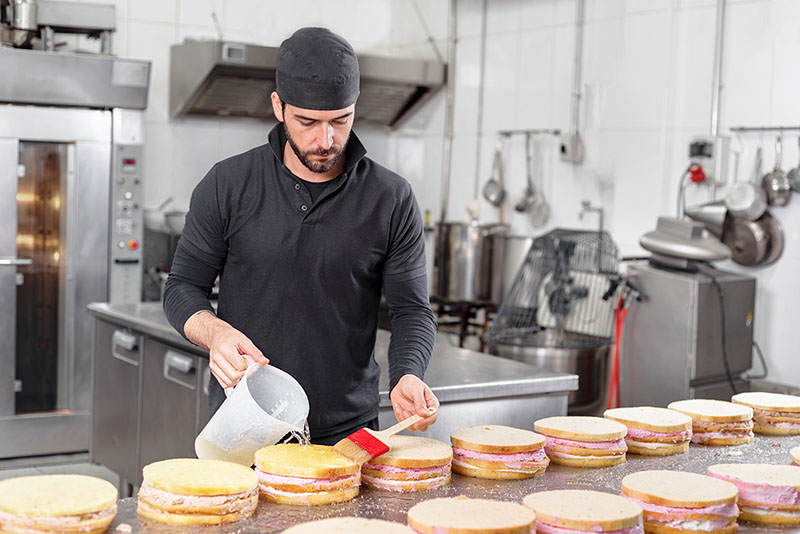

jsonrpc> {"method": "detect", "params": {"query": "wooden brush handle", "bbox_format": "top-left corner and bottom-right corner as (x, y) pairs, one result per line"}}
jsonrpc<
(374, 409), (437, 440)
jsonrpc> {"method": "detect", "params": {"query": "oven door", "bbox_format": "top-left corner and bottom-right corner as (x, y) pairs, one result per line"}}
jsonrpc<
(0, 105), (111, 457)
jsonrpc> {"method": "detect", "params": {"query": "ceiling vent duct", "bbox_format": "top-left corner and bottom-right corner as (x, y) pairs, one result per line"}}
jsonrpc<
(169, 40), (446, 129)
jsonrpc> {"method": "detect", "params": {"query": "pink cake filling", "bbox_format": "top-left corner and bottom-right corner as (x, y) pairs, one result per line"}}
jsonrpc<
(452, 446), (549, 468)
(535, 520), (644, 534)
(753, 408), (800, 424)
(693, 420), (752, 431)
(545, 436), (627, 450)
(624, 496), (737, 520)
(707, 473), (800, 507)
(255, 469), (359, 489)
(138, 482), (257, 510)
(691, 431), (754, 443)
(362, 472), (450, 492)
(362, 462), (451, 478)
(626, 427), (691, 442)
(0, 504), (116, 529)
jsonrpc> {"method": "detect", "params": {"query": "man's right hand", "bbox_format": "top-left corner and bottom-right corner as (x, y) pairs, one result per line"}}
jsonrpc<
(183, 311), (268, 389)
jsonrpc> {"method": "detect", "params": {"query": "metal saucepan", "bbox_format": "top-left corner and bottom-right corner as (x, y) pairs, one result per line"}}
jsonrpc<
(761, 136), (792, 206)
(483, 140), (506, 207)
(724, 145), (767, 221)
(788, 136), (800, 193)
(725, 182), (766, 221)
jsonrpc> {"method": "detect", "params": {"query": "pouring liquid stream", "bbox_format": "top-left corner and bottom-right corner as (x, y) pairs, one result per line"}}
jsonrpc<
(283, 419), (312, 446)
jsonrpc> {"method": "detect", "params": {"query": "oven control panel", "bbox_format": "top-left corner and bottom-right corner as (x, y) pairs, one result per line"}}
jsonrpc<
(109, 144), (143, 303)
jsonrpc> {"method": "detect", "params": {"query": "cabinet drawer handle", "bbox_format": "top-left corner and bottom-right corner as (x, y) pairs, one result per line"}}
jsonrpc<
(163, 350), (196, 390)
(111, 330), (139, 366)
(112, 330), (138, 351)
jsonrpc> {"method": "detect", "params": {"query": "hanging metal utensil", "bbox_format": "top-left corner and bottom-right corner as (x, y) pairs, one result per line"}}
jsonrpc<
(514, 133), (537, 213)
(725, 144), (766, 221)
(751, 145), (762, 184)
(761, 136), (792, 206)
(529, 136), (550, 228)
(482, 139), (506, 207)
(788, 136), (800, 193)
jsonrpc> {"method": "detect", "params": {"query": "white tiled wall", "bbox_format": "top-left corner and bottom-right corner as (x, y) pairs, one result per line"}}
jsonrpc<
(51, 0), (799, 384)
(401, 0), (799, 387)
(48, 0), (446, 212)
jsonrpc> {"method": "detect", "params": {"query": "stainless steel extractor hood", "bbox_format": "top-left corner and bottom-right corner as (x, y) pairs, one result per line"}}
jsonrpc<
(169, 40), (446, 129)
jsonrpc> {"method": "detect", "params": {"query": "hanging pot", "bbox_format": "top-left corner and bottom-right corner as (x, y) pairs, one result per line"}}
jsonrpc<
(761, 136), (792, 206)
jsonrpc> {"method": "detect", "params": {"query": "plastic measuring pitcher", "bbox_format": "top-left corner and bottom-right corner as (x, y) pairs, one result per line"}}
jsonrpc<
(195, 364), (309, 466)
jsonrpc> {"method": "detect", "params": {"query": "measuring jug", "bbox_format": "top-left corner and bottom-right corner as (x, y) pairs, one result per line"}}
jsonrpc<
(195, 363), (309, 466)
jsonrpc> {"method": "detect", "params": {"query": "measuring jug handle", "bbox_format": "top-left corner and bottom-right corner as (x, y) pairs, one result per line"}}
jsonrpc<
(223, 355), (262, 398)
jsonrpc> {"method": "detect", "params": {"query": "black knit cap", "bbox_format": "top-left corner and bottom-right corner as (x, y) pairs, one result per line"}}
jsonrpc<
(275, 27), (360, 111)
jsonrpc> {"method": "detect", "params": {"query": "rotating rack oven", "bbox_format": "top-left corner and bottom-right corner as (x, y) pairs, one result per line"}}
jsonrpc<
(0, 0), (150, 458)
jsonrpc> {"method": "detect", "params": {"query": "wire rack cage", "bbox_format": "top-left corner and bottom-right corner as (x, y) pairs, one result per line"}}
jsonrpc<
(486, 228), (620, 349)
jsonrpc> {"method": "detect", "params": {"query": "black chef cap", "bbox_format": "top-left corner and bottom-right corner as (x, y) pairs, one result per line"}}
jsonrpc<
(275, 27), (360, 111)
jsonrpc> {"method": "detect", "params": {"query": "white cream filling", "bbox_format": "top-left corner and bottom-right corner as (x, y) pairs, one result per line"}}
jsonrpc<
(741, 506), (800, 517)
(550, 452), (623, 460)
(452, 460), (543, 473)
(362, 473), (449, 488)
(258, 483), (356, 499)
(626, 439), (682, 449)
(648, 518), (733, 532)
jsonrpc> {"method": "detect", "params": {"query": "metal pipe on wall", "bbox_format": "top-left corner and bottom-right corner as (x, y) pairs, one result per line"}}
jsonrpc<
(472, 0), (488, 200)
(569, 0), (585, 138)
(709, 0), (726, 137)
(438, 0), (457, 223)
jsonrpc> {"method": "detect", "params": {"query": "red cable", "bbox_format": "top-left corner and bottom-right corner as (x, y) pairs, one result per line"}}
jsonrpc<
(607, 294), (628, 410)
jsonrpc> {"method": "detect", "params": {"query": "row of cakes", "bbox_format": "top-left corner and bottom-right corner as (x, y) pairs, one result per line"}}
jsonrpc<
(287, 463), (800, 534)
(3, 458), (800, 533)
(286, 463), (800, 534)
(0, 391), (797, 531)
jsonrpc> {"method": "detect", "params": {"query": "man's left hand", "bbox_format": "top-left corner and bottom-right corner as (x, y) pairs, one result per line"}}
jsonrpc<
(390, 374), (439, 432)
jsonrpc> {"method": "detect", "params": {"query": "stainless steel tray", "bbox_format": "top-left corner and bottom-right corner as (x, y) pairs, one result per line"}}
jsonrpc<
(111, 435), (800, 533)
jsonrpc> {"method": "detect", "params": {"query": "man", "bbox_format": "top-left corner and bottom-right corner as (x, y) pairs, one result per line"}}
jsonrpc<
(163, 27), (439, 445)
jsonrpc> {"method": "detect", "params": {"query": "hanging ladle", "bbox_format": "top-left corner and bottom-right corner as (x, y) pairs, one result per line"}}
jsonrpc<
(515, 133), (537, 212)
(482, 139), (506, 207)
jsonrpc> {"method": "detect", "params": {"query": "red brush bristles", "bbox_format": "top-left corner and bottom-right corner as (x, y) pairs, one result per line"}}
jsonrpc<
(347, 428), (389, 458)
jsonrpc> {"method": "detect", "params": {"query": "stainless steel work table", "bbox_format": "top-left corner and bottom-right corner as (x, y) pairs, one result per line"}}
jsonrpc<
(88, 302), (579, 444)
(107, 436), (799, 533)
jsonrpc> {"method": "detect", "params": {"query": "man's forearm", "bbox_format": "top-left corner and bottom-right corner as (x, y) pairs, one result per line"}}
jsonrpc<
(383, 275), (437, 390)
(183, 310), (232, 350)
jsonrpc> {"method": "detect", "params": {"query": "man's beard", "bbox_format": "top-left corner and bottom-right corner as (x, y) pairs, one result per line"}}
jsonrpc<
(284, 124), (348, 173)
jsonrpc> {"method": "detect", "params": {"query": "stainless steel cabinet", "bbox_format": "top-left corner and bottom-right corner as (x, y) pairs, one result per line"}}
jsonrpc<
(91, 318), (207, 491)
(91, 321), (141, 487)
(139, 338), (198, 470)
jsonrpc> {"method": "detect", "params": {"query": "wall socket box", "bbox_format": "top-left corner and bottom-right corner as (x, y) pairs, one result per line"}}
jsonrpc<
(689, 135), (730, 186)
(560, 132), (585, 164)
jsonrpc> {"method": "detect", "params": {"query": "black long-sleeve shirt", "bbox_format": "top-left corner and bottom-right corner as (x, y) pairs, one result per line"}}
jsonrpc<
(163, 124), (437, 438)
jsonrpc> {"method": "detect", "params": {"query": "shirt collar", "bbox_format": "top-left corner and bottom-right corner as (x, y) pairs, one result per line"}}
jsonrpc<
(267, 123), (367, 175)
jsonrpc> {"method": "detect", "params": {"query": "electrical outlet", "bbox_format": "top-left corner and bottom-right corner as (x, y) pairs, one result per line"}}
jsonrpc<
(560, 133), (585, 164)
(13, 380), (22, 393)
(689, 135), (730, 186)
